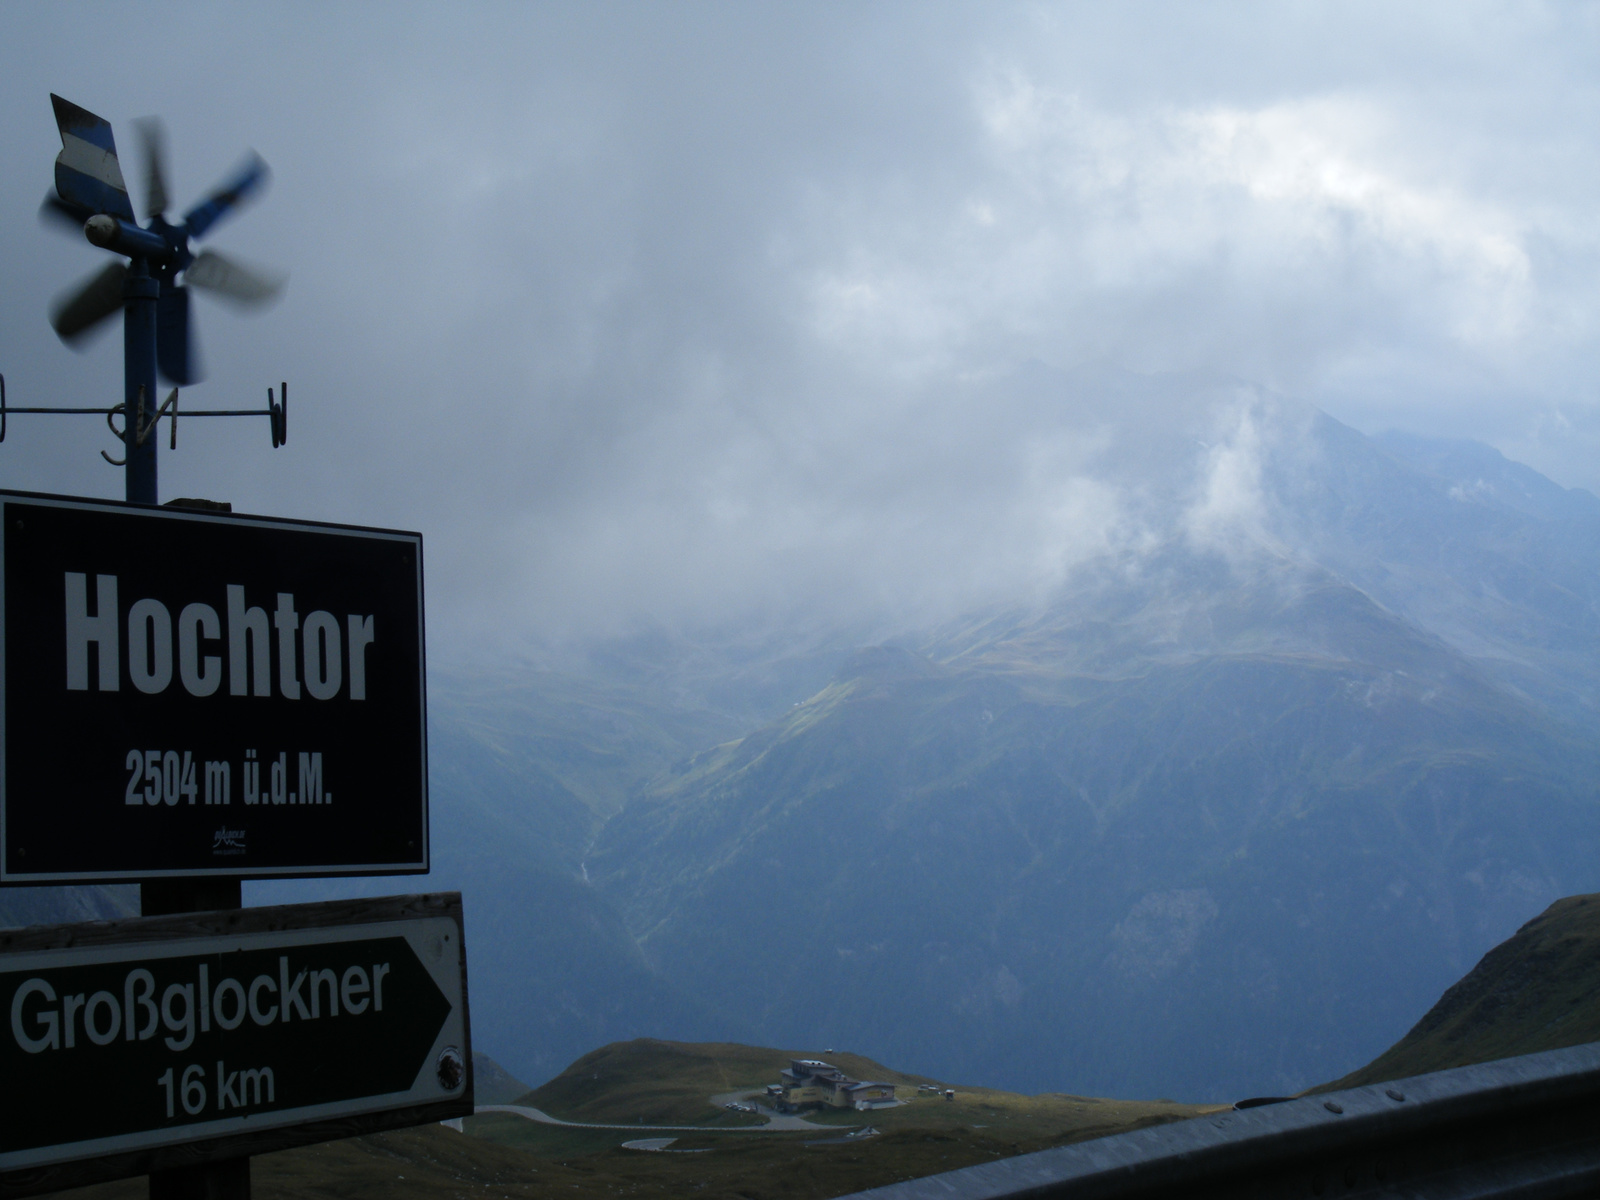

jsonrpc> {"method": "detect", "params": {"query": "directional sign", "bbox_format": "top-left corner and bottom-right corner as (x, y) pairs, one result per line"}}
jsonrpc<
(0, 490), (427, 882)
(0, 893), (470, 1197)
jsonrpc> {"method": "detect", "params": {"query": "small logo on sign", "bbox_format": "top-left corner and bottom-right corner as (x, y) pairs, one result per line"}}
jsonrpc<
(212, 827), (247, 857)
(437, 1046), (464, 1092)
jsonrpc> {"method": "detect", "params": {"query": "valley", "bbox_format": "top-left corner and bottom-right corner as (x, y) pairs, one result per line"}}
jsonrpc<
(10, 403), (1600, 1114)
(42, 887), (1600, 1200)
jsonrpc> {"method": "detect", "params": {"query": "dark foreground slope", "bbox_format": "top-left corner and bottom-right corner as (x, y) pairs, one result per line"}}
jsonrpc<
(52, 1126), (578, 1200)
(1325, 892), (1600, 1091)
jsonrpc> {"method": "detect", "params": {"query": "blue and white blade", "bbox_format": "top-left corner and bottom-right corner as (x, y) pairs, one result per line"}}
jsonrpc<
(50, 94), (135, 223)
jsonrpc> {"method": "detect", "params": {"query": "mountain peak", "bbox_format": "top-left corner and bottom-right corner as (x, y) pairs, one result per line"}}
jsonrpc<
(1373, 430), (1600, 525)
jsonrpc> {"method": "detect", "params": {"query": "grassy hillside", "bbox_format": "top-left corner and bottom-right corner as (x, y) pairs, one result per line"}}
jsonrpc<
(521, 1038), (824, 1124)
(52, 1125), (593, 1200)
(1322, 892), (1600, 1090)
(460, 1114), (1190, 1199)
(54, 1038), (1212, 1200)
(503, 1036), (1210, 1145)
(469, 1038), (1211, 1196)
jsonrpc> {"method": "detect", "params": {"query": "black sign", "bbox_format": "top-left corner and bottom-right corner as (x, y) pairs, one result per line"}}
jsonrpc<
(0, 893), (470, 1196)
(0, 491), (427, 882)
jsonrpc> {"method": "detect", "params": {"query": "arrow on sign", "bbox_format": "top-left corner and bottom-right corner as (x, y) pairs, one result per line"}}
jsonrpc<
(0, 897), (468, 1185)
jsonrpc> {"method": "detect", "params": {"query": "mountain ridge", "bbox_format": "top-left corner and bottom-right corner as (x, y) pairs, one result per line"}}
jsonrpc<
(579, 403), (1600, 1100)
(26, 393), (1600, 1106)
(1322, 891), (1600, 1091)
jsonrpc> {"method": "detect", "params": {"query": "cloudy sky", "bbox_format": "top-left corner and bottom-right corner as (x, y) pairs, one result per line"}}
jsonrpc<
(2, 3), (1597, 652)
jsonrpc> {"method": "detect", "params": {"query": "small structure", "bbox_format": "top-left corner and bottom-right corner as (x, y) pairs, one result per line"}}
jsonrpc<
(774, 1059), (897, 1112)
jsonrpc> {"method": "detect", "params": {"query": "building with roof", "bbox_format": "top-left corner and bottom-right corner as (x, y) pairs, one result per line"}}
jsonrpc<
(773, 1059), (898, 1112)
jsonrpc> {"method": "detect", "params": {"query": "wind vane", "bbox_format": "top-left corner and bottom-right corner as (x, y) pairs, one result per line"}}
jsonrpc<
(0, 96), (464, 1200)
(1, 95), (289, 503)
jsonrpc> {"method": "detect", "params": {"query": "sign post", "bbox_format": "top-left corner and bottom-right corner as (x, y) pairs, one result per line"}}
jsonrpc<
(0, 490), (450, 1200)
(7, 93), (453, 1200)
(0, 894), (471, 1198)
(0, 491), (428, 886)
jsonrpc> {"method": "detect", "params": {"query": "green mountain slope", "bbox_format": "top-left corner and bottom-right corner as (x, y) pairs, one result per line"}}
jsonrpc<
(590, 576), (1600, 1101)
(1324, 892), (1600, 1090)
(275, 403), (1600, 1102)
(251, 668), (743, 1085)
(251, 632), (861, 1090)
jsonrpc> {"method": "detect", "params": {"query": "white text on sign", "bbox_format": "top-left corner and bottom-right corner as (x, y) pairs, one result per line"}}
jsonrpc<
(120, 750), (330, 806)
(63, 574), (376, 701)
(10, 956), (392, 1056)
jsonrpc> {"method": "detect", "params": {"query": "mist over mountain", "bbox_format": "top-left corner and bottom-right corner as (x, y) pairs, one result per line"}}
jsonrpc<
(425, 384), (1600, 1101)
(5, 4), (1600, 1128)
(14, 380), (1598, 1104)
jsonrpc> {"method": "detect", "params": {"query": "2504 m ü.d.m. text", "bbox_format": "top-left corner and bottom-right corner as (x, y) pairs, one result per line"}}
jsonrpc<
(0, 491), (427, 883)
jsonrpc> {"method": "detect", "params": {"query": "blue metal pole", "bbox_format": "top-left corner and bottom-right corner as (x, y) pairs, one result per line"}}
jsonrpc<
(122, 260), (158, 504)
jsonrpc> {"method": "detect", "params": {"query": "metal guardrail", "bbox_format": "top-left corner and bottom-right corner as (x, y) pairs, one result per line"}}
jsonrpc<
(837, 1042), (1600, 1199)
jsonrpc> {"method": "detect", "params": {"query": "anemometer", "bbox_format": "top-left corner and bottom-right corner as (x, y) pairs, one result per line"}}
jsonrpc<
(0, 95), (467, 1200)
(2, 95), (289, 504)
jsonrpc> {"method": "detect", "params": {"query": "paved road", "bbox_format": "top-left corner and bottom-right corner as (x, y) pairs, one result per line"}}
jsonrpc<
(621, 1138), (711, 1153)
(475, 1100), (831, 1134)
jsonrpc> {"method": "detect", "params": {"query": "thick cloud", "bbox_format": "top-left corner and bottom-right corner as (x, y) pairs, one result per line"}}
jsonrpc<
(1, 3), (1597, 649)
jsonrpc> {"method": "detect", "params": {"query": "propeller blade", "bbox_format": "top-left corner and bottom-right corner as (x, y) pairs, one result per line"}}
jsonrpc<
(50, 261), (127, 343)
(49, 94), (135, 222)
(39, 190), (92, 232)
(157, 284), (202, 385)
(133, 116), (169, 219)
(182, 152), (269, 240)
(184, 249), (285, 306)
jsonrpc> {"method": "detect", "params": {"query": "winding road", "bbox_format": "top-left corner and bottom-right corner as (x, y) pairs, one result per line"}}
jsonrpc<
(474, 1096), (831, 1134)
